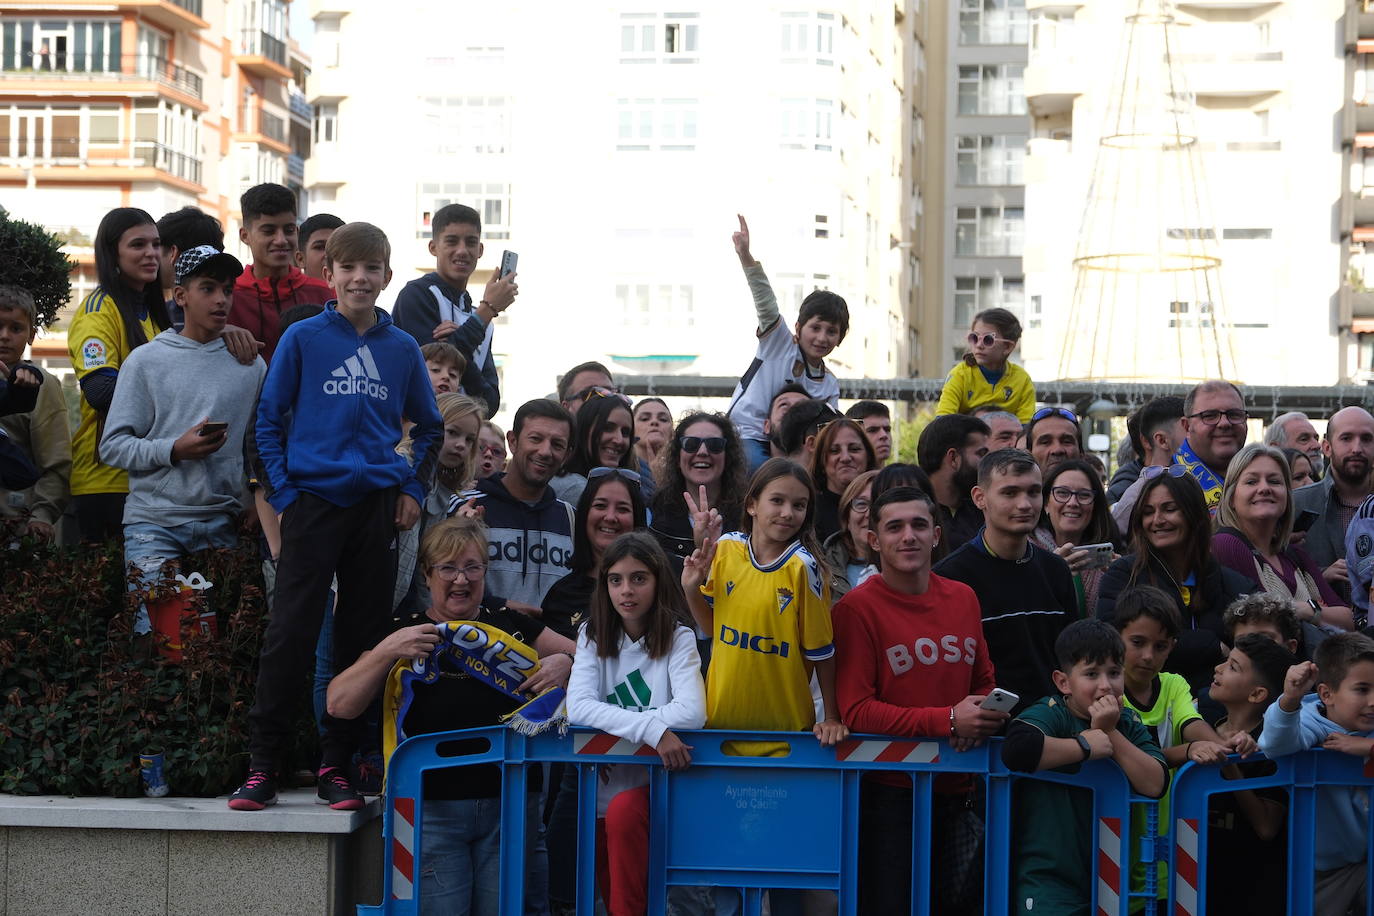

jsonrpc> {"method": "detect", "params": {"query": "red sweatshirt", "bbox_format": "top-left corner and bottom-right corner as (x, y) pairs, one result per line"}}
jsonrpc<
(228, 265), (333, 362)
(833, 573), (996, 788)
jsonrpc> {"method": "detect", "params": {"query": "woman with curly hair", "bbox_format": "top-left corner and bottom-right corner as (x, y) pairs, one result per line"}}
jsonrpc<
(649, 412), (748, 573)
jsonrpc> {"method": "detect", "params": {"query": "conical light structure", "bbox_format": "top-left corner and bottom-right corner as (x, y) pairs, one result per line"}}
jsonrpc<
(1056, 0), (1237, 381)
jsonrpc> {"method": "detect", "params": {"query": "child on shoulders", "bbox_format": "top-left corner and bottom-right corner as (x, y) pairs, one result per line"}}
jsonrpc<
(937, 307), (1035, 423)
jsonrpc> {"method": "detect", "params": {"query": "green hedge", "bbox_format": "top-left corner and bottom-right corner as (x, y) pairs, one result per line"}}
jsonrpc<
(0, 518), (315, 797)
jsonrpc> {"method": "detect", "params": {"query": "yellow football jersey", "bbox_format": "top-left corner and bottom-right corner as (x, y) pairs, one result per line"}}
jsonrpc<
(701, 532), (833, 747)
(68, 289), (160, 496)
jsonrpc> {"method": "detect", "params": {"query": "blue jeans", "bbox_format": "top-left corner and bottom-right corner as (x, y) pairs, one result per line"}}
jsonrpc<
(419, 792), (542, 916)
(742, 437), (771, 475)
(124, 517), (236, 634)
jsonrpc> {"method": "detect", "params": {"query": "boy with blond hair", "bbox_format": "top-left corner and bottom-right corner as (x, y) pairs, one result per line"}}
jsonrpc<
(231, 222), (443, 811)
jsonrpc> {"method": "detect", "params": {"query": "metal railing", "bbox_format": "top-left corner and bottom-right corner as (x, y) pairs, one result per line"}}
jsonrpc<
(259, 111), (286, 143)
(0, 54), (203, 100)
(133, 141), (202, 185)
(239, 29), (286, 67)
(169, 0), (203, 16)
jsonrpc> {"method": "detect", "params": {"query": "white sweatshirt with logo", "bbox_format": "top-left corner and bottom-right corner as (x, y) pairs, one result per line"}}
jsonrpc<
(566, 624), (706, 815)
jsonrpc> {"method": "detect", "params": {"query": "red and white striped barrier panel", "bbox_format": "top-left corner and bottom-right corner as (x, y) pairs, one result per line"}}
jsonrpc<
(834, 738), (941, 764)
(1096, 816), (1124, 916)
(573, 732), (659, 757)
(1173, 816), (1200, 916)
(390, 795), (417, 901)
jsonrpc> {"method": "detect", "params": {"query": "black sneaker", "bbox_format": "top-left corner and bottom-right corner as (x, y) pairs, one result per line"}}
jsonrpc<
(227, 770), (278, 811)
(316, 766), (364, 810)
(352, 750), (384, 797)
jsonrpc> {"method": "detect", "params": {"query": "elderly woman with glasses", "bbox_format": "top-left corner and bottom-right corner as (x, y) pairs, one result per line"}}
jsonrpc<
(1211, 443), (1352, 632)
(327, 516), (574, 916)
(648, 412), (748, 574)
(1031, 459), (1121, 617)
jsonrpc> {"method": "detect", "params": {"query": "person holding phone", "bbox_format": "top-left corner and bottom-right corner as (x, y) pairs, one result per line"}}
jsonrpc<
(100, 246), (267, 636)
(833, 485), (1005, 914)
(1212, 443), (1352, 631)
(1032, 459), (1122, 618)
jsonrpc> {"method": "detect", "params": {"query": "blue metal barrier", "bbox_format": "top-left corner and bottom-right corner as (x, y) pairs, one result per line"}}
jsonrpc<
(1169, 750), (1374, 916)
(360, 727), (1153, 916)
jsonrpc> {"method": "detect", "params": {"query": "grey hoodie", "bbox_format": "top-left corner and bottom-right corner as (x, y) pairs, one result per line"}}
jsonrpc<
(100, 330), (266, 527)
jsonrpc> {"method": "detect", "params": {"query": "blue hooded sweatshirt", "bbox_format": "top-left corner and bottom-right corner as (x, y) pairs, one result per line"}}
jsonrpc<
(255, 303), (442, 512)
(1259, 693), (1374, 871)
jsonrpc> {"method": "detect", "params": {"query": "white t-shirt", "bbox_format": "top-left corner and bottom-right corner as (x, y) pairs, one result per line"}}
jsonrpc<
(727, 319), (840, 442)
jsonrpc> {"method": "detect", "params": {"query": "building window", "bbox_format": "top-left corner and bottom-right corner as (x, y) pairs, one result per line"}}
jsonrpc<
(779, 11), (835, 65)
(1221, 228), (1273, 240)
(955, 206), (1024, 257)
(959, 0), (1027, 45)
(312, 103), (337, 144)
(615, 283), (696, 327)
(780, 98), (834, 151)
(616, 98), (698, 151)
(315, 18), (340, 68)
(620, 12), (699, 64)
(417, 182), (512, 239)
(1, 19), (123, 72)
(957, 64), (1025, 115)
(421, 96), (509, 155)
(956, 134), (1025, 185)
(954, 275), (1024, 328)
(773, 273), (831, 314)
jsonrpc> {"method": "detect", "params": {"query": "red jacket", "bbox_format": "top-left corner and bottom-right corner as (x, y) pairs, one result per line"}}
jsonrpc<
(833, 573), (996, 788)
(228, 265), (333, 362)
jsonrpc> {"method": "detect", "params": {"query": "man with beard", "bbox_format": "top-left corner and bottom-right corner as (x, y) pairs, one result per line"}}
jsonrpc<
(934, 449), (1075, 718)
(918, 414), (990, 553)
(468, 398), (576, 614)
(1293, 406), (1374, 599)
(1175, 380), (1248, 512)
(764, 383), (808, 460)
(1025, 407), (1082, 472)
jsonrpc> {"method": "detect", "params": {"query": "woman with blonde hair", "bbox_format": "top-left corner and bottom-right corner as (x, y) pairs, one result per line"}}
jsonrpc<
(1212, 442), (1351, 631)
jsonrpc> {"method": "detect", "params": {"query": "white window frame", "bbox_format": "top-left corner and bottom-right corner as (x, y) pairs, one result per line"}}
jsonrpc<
(422, 96), (510, 156)
(955, 206), (1024, 257)
(780, 98), (835, 151)
(959, 0), (1028, 46)
(615, 282), (696, 328)
(416, 182), (512, 240)
(779, 11), (835, 66)
(956, 134), (1026, 185)
(954, 275), (1025, 328)
(619, 12), (699, 64)
(957, 64), (1026, 116)
(312, 103), (337, 145)
(616, 98), (698, 152)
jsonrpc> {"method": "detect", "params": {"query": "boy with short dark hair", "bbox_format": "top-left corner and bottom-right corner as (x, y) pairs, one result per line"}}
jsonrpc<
(728, 215), (847, 472)
(1204, 634), (1296, 910)
(1260, 632), (1374, 913)
(845, 399), (892, 464)
(156, 206), (223, 327)
(231, 221), (443, 812)
(295, 213), (344, 281)
(391, 204), (516, 417)
(229, 183), (332, 362)
(0, 285), (69, 540)
(557, 360), (616, 414)
(419, 341), (466, 396)
(1001, 618), (1169, 915)
(101, 246), (266, 631)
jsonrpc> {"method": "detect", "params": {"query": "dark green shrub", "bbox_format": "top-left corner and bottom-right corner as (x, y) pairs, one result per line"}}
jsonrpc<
(0, 211), (74, 329)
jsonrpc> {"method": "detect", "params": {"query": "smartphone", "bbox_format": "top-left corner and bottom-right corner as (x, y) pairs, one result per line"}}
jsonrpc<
(1077, 541), (1116, 570)
(499, 250), (518, 278)
(1294, 509), (1320, 534)
(980, 688), (1020, 714)
(198, 421), (228, 437)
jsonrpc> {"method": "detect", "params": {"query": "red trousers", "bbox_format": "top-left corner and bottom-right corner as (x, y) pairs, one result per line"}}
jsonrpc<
(597, 785), (651, 916)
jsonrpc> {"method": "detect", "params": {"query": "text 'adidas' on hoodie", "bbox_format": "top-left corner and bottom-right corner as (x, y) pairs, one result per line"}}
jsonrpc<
(475, 472), (575, 607)
(228, 264), (333, 363)
(255, 304), (442, 513)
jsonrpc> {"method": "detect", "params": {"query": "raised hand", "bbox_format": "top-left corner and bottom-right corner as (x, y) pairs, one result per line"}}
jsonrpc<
(732, 214), (756, 267)
(684, 485), (723, 549)
(682, 527), (719, 594)
(1283, 661), (1319, 705)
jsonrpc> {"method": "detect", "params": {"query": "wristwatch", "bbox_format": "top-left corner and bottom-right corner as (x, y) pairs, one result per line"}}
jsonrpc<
(1075, 733), (1093, 761)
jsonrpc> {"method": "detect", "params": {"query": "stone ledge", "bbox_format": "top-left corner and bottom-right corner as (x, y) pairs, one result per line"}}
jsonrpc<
(0, 789), (381, 833)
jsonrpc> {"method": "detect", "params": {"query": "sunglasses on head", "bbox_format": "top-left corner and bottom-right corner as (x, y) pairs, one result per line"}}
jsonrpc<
(577, 385), (632, 407)
(1141, 464), (1190, 480)
(1031, 406), (1079, 425)
(680, 435), (727, 455)
(588, 466), (643, 489)
(967, 332), (1012, 348)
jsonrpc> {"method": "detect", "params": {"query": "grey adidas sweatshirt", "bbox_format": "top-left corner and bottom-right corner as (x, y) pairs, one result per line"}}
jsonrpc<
(100, 330), (266, 527)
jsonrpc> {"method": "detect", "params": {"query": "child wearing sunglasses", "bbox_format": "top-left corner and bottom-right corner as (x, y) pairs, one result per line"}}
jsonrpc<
(936, 307), (1036, 424)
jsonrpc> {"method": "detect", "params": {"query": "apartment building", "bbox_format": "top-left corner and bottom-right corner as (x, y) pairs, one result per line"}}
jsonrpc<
(1345, 0), (1374, 381)
(0, 0), (301, 326)
(306, 0), (931, 418)
(1020, 0), (1346, 386)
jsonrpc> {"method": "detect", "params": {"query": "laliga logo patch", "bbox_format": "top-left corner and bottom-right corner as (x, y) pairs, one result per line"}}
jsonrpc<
(776, 587), (794, 615)
(81, 338), (107, 369)
(1358, 534), (1372, 558)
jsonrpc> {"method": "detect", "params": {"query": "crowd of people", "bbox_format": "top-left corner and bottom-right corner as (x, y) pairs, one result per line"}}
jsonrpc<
(4, 185), (1374, 916)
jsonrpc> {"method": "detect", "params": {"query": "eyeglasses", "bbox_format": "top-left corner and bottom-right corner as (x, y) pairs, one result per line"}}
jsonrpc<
(430, 562), (487, 581)
(680, 435), (726, 455)
(1031, 406), (1079, 425)
(1141, 464), (1189, 481)
(1186, 408), (1248, 427)
(849, 497), (871, 513)
(480, 442), (505, 457)
(967, 332), (1013, 348)
(588, 466), (643, 489)
(1050, 486), (1095, 505)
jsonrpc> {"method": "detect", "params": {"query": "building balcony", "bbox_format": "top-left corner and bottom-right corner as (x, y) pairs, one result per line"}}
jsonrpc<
(306, 66), (347, 103)
(235, 109), (291, 154)
(1183, 50), (1284, 97)
(1362, 0), (1374, 42)
(288, 88), (313, 125)
(0, 142), (202, 191)
(116, 0), (208, 32)
(307, 0), (351, 19)
(1026, 0), (1083, 10)
(304, 142), (345, 187)
(287, 153), (305, 186)
(236, 30), (291, 80)
(1177, 0), (1279, 8)
(0, 55), (206, 106)
(1024, 54), (1082, 117)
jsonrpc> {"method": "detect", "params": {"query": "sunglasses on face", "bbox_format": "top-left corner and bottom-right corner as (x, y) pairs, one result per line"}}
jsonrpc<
(967, 333), (1012, 348)
(680, 435), (727, 455)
